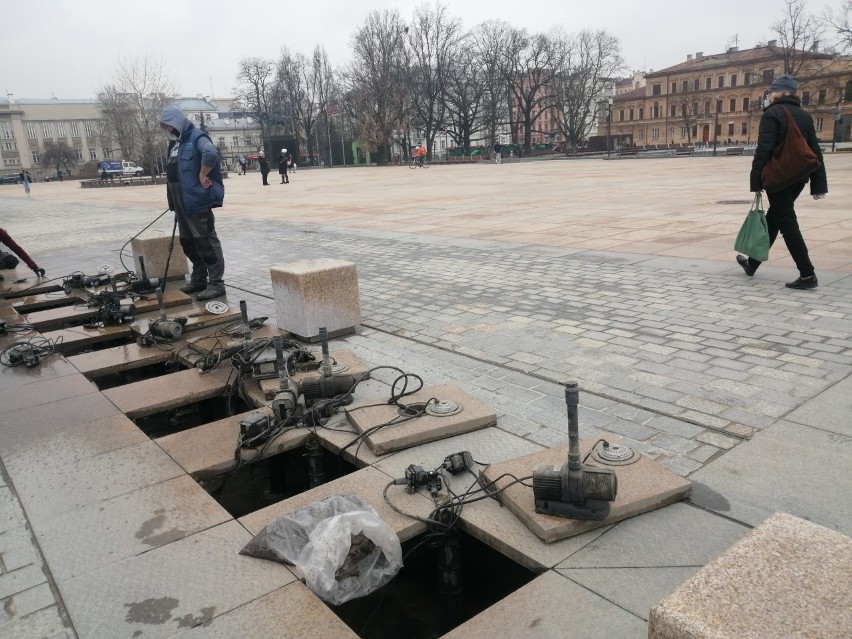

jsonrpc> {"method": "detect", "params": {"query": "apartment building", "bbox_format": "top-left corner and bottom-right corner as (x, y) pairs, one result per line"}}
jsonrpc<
(601, 42), (852, 147)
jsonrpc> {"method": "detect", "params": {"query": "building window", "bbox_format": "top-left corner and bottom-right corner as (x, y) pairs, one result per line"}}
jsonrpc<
(818, 89), (826, 104)
(728, 123), (735, 136)
(41, 122), (51, 138)
(85, 121), (95, 137)
(718, 75), (725, 88)
(704, 101), (711, 115)
(731, 74), (737, 87)
(729, 98), (736, 112)
(691, 125), (697, 138)
(670, 83), (677, 94)
(716, 99), (723, 113)
(651, 128), (660, 140)
(639, 107), (644, 119)
(815, 118), (823, 132)
(0, 122), (13, 139)
(618, 109), (624, 122)
(652, 84), (661, 95)
(682, 80), (688, 92)
(745, 72), (752, 85)
(846, 80), (852, 102)
(637, 129), (644, 140)
(218, 137), (225, 147)
(670, 104), (677, 117)
(32, 152), (40, 164)
(706, 77), (712, 89)
(89, 148), (97, 160)
(245, 137), (253, 147)
(715, 123), (722, 137)
(743, 97), (750, 111)
(70, 121), (80, 137)
(693, 79), (699, 91)
(232, 135), (239, 147)
(762, 69), (775, 82)
(802, 91), (811, 105)
(76, 149), (83, 160)
(56, 122), (65, 137)
(25, 122), (37, 138)
(4, 142), (16, 151)
(681, 127), (688, 138)
(693, 101), (699, 115)
(741, 123), (748, 135)
(629, 108), (634, 121)
(653, 102), (660, 118)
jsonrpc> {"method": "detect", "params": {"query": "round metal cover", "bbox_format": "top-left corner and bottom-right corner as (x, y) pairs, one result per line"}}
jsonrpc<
(591, 443), (638, 466)
(205, 301), (229, 315)
(331, 362), (349, 373)
(97, 264), (113, 273)
(426, 399), (463, 417)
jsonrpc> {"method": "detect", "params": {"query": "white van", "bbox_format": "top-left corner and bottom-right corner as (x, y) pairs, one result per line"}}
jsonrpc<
(122, 161), (144, 177)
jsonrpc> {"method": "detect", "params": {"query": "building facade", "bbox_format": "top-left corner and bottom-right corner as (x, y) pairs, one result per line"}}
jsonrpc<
(599, 43), (852, 148)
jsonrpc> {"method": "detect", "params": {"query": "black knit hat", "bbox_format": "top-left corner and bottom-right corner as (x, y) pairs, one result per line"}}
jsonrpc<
(769, 74), (798, 93)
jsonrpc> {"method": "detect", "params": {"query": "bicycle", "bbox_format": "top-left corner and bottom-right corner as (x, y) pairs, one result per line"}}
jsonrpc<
(408, 155), (431, 169)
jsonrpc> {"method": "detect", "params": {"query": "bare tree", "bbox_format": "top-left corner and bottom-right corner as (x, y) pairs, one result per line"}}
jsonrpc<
(677, 98), (702, 144)
(236, 57), (276, 148)
(405, 1), (460, 155)
(442, 36), (489, 152)
(344, 9), (409, 165)
(825, 1), (852, 52)
(97, 56), (175, 173)
(772, 0), (825, 76)
(41, 141), (76, 176)
(501, 28), (562, 152)
(552, 30), (624, 153)
(472, 20), (512, 148)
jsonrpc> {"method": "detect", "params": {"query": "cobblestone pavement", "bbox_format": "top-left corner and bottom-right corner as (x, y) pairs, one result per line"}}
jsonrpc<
(1, 162), (850, 636)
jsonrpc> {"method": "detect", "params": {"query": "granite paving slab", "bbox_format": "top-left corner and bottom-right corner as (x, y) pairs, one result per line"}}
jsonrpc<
(58, 520), (295, 639)
(10, 291), (82, 314)
(67, 342), (175, 378)
(0, 355), (79, 392)
(33, 475), (231, 582)
(41, 325), (134, 354)
(23, 305), (98, 331)
(0, 373), (97, 412)
(784, 375), (852, 437)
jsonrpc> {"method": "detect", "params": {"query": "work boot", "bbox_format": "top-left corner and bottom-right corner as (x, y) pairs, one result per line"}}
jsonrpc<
(196, 283), (226, 301)
(180, 281), (207, 295)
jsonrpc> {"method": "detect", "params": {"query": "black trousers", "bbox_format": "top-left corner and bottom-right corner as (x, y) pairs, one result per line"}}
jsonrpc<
(261, 171), (269, 185)
(748, 180), (815, 277)
(176, 210), (226, 285)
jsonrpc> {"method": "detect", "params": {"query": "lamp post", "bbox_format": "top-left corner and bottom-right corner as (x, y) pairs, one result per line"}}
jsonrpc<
(712, 97), (720, 157)
(606, 97), (613, 158)
(832, 100), (842, 153)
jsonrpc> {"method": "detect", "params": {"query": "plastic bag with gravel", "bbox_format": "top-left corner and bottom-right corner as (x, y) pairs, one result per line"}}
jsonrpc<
(240, 493), (403, 605)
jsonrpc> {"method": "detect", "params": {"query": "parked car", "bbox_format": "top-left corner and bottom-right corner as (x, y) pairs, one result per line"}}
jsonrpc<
(43, 172), (66, 182)
(121, 161), (144, 177)
(0, 174), (21, 185)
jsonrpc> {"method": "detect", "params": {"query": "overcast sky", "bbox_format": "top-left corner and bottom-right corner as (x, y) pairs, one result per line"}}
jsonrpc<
(2, 0), (847, 100)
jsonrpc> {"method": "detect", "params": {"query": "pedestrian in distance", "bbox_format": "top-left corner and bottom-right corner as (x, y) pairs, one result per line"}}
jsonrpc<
(278, 148), (291, 184)
(738, 74), (827, 290)
(19, 170), (32, 196)
(159, 105), (227, 301)
(494, 142), (503, 165)
(258, 151), (270, 186)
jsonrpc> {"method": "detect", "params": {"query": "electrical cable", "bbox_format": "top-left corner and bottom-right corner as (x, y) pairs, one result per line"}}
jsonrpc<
(0, 336), (63, 367)
(117, 208), (171, 275)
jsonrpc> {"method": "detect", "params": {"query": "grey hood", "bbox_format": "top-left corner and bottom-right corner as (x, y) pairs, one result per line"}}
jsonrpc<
(159, 105), (193, 138)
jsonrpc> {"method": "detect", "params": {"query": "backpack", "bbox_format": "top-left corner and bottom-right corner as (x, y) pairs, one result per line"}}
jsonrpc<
(0, 251), (20, 269)
(761, 105), (822, 193)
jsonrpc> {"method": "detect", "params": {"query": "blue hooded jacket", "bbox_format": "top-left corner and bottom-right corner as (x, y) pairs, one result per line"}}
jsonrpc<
(159, 105), (224, 215)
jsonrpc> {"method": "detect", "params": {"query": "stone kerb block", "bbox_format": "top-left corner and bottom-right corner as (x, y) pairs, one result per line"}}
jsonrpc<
(130, 235), (189, 280)
(271, 259), (361, 342)
(648, 512), (852, 639)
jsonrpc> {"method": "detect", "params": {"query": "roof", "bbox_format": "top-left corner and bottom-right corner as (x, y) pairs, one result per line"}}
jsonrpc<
(173, 97), (218, 111)
(646, 45), (835, 78)
(12, 98), (99, 104)
(205, 117), (260, 131)
(614, 86), (647, 102)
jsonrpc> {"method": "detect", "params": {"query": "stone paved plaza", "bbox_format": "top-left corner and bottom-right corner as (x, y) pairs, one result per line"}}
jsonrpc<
(1, 155), (850, 637)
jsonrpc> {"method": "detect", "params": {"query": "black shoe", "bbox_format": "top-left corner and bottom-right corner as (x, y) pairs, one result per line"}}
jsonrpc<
(785, 276), (818, 290)
(196, 284), (226, 301)
(736, 255), (756, 277)
(180, 282), (207, 294)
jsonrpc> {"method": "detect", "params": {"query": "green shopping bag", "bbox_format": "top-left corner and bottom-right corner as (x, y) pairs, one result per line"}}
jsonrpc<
(734, 194), (770, 262)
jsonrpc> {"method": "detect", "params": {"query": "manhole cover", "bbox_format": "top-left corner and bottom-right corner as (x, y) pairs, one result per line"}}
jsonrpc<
(426, 400), (463, 417)
(591, 442), (638, 466)
(716, 200), (752, 205)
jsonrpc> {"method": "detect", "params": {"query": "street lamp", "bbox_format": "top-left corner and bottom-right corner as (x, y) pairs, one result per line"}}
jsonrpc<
(832, 100), (842, 153)
(606, 97), (613, 158)
(712, 97), (720, 157)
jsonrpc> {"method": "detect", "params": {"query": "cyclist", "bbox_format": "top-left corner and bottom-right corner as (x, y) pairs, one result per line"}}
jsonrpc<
(413, 144), (427, 167)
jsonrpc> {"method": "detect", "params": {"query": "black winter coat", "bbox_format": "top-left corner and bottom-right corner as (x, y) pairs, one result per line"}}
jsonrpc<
(750, 96), (827, 194)
(259, 157), (269, 174)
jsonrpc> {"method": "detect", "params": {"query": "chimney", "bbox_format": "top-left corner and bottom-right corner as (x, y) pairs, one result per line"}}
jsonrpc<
(727, 46), (739, 53)
(768, 40), (777, 47)
(696, 52), (704, 58)
(811, 40), (819, 52)
(687, 54), (693, 61)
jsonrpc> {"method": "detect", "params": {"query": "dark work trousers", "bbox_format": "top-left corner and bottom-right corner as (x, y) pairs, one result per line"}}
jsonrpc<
(747, 180), (815, 277)
(261, 171), (269, 186)
(176, 210), (225, 285)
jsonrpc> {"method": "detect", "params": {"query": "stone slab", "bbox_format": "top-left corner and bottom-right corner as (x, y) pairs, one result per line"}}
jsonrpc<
(346, 383), (497, 455)
(176, 582), (359, 638)
(67, 341), (175, 378)
(42, 325), (133, 354)
(482, 439), (692, 543)
(58, 520), (295, 639)
(0, 281), (63, 298)
(5, 440), (184, 522)
(11, 292), (82, 314)
(442, 570), (647, 639)
(24, 305), (98, 330)
(648, 512), (852, 639)
(785, 375), (852, 437)
(101, 367), (230, 419)
(270, 258), (361, 341)
(0, 372), (97, 412)
(131, 234), (190, 279)
(127, 288), (192, 314)
(690, 420), (852, 534)
(131, 303), (242, 334)
(156, 407), (308, 479)
(257, 348), (371, 400)
(239, 465), (428, 543)
(0, 354), (79, 392)
(34, 475), (231, 582)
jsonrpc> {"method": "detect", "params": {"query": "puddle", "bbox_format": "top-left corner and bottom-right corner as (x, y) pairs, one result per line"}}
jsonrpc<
(330, 530), (536, 638)
(134, 396), (249, 438)
(204, 443), (359, 519)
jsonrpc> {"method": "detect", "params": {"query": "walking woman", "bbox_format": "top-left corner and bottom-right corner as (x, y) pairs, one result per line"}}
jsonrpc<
(19, 170), (32, 196)
(740, 74), (827, 289)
